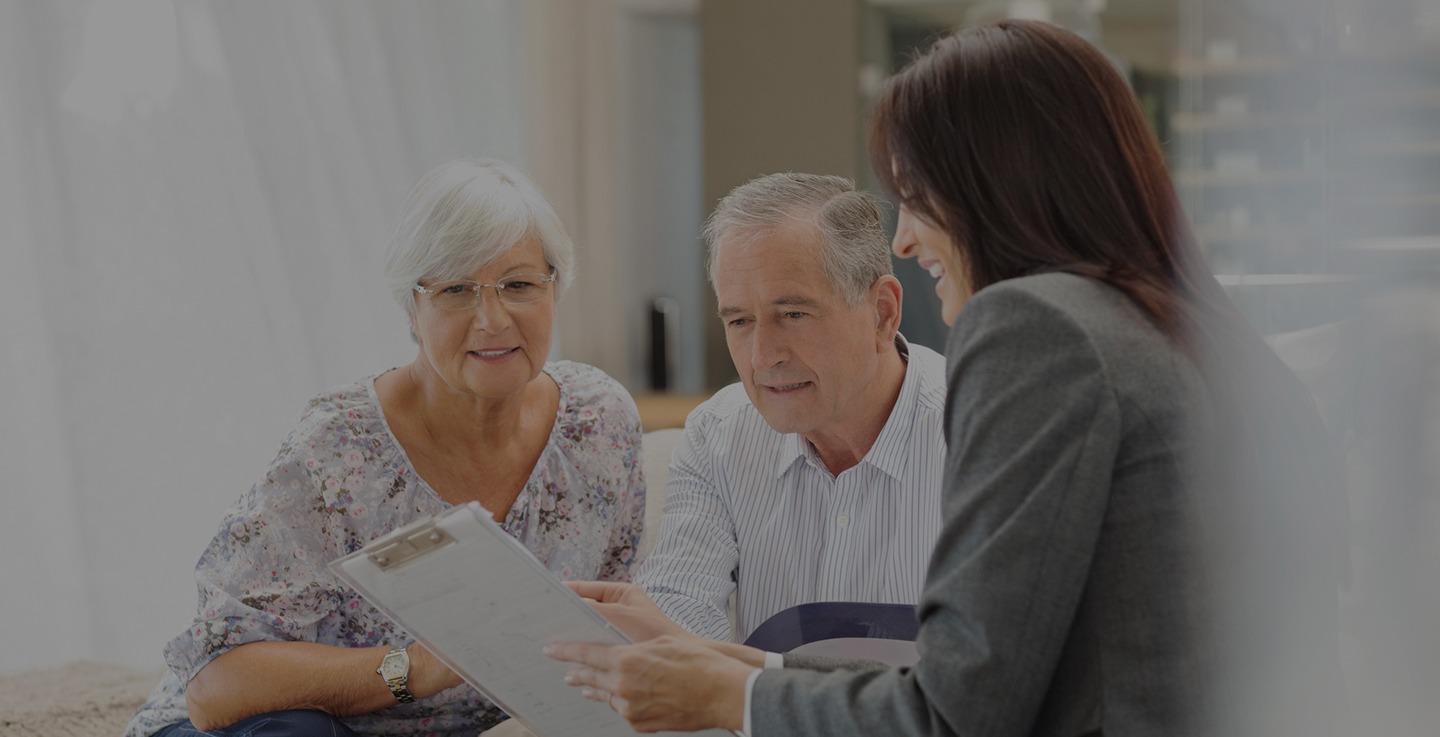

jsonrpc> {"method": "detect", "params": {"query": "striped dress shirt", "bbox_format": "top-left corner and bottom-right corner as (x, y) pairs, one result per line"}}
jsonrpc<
(636, 337), (948, 642)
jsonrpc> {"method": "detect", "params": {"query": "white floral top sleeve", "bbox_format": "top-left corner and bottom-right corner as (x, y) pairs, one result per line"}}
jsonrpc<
(126, 361), (646, 737)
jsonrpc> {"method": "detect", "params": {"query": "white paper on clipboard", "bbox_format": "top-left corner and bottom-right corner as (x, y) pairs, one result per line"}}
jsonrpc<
(330, 501), (737, 737)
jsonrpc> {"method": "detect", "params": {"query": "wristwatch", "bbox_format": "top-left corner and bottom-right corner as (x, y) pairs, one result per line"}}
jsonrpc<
(377, 646), (416, 704)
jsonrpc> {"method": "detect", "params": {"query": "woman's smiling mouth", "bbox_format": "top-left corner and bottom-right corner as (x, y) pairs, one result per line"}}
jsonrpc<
(918, 258), (948, 295)
(469, 347), (520, 361)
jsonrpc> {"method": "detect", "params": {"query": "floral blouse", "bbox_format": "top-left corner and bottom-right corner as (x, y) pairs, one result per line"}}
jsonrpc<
(126, 361), (646, 737)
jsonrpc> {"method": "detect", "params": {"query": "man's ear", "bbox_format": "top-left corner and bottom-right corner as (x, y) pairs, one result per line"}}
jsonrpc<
(872, 275), (903, 350)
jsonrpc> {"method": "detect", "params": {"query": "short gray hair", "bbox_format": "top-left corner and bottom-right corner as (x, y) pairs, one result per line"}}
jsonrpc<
(385, 158), (575, 332)
(703, 173), (892, 307)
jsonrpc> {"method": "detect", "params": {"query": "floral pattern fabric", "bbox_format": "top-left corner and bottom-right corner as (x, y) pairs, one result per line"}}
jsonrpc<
(126, 361), (646, 737)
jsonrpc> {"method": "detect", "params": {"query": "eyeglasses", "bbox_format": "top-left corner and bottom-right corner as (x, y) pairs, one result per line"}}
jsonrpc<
(413, 271), (556, 310)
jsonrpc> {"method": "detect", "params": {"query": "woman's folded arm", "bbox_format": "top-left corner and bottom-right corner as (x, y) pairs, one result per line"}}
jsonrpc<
(183, 640), (462, 731)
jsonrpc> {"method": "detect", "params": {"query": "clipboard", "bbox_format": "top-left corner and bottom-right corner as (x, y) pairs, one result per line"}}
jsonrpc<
(330, 501), (737, 737)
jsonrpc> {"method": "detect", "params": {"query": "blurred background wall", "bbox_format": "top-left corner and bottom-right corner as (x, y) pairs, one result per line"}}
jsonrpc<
(0, 0), (532, 675)
(700, 0), (864, 386)
(3, 1), (1439, 731)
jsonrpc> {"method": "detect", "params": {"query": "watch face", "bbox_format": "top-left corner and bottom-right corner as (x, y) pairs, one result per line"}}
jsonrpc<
(380, 652), (407, 679)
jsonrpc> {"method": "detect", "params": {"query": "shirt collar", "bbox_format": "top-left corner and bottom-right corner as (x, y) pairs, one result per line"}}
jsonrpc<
(773, 334), (920, 482)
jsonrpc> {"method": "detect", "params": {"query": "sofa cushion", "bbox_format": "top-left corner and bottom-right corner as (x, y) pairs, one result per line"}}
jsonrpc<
(640, 428), (683, 559)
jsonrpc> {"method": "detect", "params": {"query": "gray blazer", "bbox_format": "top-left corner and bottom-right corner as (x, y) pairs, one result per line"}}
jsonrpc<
(752, 273), (1225, 737)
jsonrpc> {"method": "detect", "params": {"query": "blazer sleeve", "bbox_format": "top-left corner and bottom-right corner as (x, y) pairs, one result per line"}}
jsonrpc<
(751, 284), (1123, 737)
(782, 653), (891, 673)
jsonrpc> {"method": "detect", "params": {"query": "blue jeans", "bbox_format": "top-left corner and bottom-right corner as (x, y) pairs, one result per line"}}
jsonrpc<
(153, 710), (359, 737)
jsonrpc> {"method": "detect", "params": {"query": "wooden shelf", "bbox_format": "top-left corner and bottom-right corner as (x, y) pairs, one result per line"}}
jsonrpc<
(1346, 192), (1440, 208)
(634, 393), (711, 431)
(1333, 87), (1440, 111)
(1345, 236), (1440, 253)
(1214, 273), (1362, 288)
(1174, 169), (1325, 187)
(1353, 140), (1440, 156)
(1333, 43), (1440, 63)
(1195, 225), (1304, 244)
(1173, 56), (1295, 76)
(1171, 112), (1297, 131)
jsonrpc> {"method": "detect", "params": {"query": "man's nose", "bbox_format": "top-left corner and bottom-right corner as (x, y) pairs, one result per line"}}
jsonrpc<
(750, 320), (787, 370)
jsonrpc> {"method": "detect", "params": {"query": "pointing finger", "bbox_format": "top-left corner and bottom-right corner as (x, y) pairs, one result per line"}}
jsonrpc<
(543, 641), (615, 668)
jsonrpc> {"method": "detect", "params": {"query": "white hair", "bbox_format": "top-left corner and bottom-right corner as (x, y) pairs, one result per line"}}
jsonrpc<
(703, 173), (892, 308)
(384, 158), (575, 338)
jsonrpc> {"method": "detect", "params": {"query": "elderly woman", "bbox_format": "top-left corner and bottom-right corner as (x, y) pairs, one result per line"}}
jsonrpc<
(126, 159), (646, 737)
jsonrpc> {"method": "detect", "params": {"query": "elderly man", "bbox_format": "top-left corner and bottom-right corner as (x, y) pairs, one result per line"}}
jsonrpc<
(632, 172), (948, 643)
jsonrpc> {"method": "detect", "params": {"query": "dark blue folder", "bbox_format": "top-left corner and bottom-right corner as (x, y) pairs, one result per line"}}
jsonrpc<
(741, 602), (919, 653)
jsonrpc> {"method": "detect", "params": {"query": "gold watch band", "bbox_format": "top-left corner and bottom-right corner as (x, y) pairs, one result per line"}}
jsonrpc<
(377, 646), (416, 704)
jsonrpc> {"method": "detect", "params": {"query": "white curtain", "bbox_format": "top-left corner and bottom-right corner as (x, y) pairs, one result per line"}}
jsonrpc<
(0, 0), (528, 674)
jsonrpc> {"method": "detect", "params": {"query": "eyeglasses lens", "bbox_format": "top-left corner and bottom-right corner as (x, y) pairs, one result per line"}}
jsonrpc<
(427, 274), (551, 310)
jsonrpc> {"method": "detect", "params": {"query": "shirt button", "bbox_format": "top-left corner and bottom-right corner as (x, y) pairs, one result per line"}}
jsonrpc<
(837, 514), (850, 527)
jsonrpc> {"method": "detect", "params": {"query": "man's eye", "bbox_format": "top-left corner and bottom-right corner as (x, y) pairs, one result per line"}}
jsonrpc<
(783, 311), (806, 319)
(726, 318), (749, 328)
(501, 279), (537, 292)
(441, 283), (470, 295)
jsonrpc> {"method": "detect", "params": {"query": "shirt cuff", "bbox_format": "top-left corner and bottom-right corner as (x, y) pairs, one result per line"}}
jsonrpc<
(763, 651), (784, 669)
(741, 667), (763, 736)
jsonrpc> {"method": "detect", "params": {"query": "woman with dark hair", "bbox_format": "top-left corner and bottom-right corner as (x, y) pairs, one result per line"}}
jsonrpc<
(548, 19), (1344, 737)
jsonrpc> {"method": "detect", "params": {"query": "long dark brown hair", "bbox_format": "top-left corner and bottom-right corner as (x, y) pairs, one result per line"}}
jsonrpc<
(870, 20), (1347, 727)
(867, 19), (1333, 487)
(871, 19), (1231, 349)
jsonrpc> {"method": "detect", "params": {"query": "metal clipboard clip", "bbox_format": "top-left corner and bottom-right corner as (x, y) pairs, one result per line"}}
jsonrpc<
(366, 519), (456, 571)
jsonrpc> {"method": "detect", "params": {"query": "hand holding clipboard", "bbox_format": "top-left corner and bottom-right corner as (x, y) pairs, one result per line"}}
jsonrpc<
(331, 502), (737, 737)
